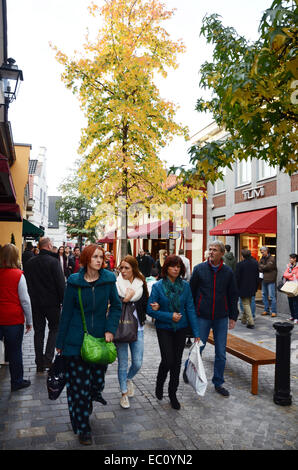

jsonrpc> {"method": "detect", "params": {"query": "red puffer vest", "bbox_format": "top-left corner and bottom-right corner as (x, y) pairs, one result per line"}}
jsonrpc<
(0, 268), (24, 325)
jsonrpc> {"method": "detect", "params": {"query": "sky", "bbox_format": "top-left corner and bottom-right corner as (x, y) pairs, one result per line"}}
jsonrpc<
(6, 0), (271, 195)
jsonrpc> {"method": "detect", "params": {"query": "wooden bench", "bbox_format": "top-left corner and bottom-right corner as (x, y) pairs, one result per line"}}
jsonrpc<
(207, 332), (276, 395)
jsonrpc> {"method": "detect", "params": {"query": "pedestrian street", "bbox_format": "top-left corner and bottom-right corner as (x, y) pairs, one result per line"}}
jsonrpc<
(0, 307), (297, 451)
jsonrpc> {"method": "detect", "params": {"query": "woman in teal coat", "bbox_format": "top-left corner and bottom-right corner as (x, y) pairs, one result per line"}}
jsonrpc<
(56, 244), (121, 445)
(147, 255), (200, 410)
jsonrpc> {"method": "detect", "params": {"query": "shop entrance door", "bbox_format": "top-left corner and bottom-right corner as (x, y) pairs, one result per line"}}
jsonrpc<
(151, 240), (168, 262)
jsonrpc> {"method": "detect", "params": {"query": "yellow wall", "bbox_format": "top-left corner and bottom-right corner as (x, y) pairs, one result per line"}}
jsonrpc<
(0, 144), (31, 256)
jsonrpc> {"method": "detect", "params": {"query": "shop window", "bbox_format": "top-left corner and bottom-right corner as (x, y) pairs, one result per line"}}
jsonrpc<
(214, 167), (226, 193)
(236, 158), (251, 186)
(258, 160), (277, 180)
(213, 216), (226, 244)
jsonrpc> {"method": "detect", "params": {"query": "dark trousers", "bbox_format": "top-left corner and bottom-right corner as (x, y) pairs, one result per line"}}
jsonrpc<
(0, 324), (24, 388)
(288, 296), (298, 320)
(156, 327), (188, 395)
(32, 306), (61, 367)
(65, 356), (107, 435)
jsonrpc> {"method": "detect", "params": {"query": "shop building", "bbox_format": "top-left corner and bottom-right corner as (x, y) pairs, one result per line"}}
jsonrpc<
(195, 122), (298, 314)
(97, 176), (206, 268)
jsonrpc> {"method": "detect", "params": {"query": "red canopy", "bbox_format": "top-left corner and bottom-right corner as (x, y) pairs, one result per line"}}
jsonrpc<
(210, 207), (277, 235)
(97, 230), (116, 243)
(0, 155), (17, 203)
(0, 202), (21, 221)
(128, 220), (173, 239)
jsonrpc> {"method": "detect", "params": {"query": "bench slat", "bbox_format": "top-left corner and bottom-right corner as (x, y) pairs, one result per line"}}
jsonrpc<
(207, 332), (275, 365)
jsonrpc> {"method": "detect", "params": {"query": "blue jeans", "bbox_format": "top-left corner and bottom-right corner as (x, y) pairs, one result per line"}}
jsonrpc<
(198, 317), (228, 388)
(116, 330), (144, 393)
(0, 324), (24, 388)
(239, 296), (256, 318)
(262, 282), (277, 314)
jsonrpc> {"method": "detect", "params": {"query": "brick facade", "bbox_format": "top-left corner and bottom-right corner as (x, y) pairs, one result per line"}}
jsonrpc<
(291, 174), (298, 192)
(235, 180), (277, 204)
(213, 193), (226, 208)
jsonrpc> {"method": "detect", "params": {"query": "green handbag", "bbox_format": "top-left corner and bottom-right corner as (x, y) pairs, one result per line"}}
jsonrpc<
(78, 287), (117, 365)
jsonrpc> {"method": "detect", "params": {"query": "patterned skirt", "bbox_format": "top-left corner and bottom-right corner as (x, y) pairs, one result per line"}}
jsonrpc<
(65, 356), (107, 435)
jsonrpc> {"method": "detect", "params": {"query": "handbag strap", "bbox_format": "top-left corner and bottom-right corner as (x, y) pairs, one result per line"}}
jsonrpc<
(78, 287), (88, 334)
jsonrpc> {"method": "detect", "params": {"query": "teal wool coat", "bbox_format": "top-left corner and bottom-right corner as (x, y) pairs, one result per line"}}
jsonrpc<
(56, 268), (122, 356)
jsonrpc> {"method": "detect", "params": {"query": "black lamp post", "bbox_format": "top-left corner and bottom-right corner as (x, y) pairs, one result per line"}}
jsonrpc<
(69, 207), (93, 249)
(0, 58), (23, 107)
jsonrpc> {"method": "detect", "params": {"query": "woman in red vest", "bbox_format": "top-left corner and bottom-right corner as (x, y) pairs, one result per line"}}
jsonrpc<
(0, 244), (32, 391)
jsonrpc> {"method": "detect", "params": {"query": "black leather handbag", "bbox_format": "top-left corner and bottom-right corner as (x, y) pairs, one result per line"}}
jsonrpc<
(114, 302), (138, 343)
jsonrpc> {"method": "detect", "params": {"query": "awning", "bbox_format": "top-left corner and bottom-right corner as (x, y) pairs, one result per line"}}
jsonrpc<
(97, 230), (116, 244)
(128, 220), (173, 239)
(210, 207), (277, 236)
(0, 154), (17, 203)
(22, 218), (44, 239)
(0, 202), (21, 221)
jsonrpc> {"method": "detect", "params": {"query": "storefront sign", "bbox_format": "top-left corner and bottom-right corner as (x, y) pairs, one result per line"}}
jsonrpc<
(168, 231), (180, 239)
(242, 186), (264, 200)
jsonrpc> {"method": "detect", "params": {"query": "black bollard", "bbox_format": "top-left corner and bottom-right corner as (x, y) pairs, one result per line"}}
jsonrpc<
(273, 322), (294, 406)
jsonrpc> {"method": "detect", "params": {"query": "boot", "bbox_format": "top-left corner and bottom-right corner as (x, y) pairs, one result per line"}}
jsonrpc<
(169, 392), (180, 410)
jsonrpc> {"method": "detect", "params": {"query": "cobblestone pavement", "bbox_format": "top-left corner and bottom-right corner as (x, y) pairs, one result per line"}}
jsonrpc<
(0, 307), (297, 451)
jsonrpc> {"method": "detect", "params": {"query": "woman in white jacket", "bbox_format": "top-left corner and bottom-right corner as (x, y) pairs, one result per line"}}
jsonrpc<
(116, 255), (148, 409)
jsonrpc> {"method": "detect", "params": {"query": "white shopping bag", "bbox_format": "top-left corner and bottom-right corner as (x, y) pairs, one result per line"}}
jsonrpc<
(186, 341), (207, 397)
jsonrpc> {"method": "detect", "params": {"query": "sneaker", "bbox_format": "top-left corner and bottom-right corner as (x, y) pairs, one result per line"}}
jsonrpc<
(247, 324), (255, 329)
(11, 379), (31, 392)
(294, 319), (298, 325)
(215, 385), (230, 397)
(120, 394), (130, 409)
(271, 313), (277, 317)
(288, 318), (294, 322)
(261, 311), (269, 316)
(127, 380), (134, 398)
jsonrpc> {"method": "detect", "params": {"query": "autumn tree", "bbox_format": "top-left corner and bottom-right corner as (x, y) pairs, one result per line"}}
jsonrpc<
(52, 0), (204, 257)
(175, 0), (297, 185)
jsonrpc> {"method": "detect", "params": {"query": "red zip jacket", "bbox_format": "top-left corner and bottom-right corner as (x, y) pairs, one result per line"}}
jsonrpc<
(0, 268), (24, 325)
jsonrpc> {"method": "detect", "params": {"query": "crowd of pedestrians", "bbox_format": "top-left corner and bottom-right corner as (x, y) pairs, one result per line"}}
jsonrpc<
(0, 237), (297, 446)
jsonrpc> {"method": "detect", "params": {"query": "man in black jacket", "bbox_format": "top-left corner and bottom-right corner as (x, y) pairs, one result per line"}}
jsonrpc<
(24, 237), (65, 372)
(136, 250), (153, 277)
(189, 240), (239, 397)
(235, 249), (259, 329)
(22, 241), (34, 267)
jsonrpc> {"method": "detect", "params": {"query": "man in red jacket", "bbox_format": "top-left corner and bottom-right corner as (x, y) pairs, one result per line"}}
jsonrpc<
(72, 246), (81, 273)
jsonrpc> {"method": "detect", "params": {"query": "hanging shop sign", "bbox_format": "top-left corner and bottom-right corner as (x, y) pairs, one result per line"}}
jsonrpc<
(242, 186), (264, 200)
(168, 231), (180, 239)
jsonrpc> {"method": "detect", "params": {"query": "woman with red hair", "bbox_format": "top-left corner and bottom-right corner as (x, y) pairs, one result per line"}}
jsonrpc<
(147, 255), (200, 410)
(56, 244), (121, 445)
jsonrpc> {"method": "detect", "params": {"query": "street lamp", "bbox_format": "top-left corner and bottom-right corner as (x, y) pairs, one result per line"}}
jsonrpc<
(0, 58), (23, 106)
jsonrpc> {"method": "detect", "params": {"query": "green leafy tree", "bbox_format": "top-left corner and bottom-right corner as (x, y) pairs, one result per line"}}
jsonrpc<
(175, 0), (297, 184)
(56, 168), (96, 248)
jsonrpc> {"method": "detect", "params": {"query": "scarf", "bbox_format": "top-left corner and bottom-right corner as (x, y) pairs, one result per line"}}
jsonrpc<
(162, 277), (184, 312)
(116, 273), (143, 302)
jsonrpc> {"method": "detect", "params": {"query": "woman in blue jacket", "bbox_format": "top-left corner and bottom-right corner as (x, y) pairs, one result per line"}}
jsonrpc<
(56, 245), (121, 445)
(147, 255), (200, 410)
